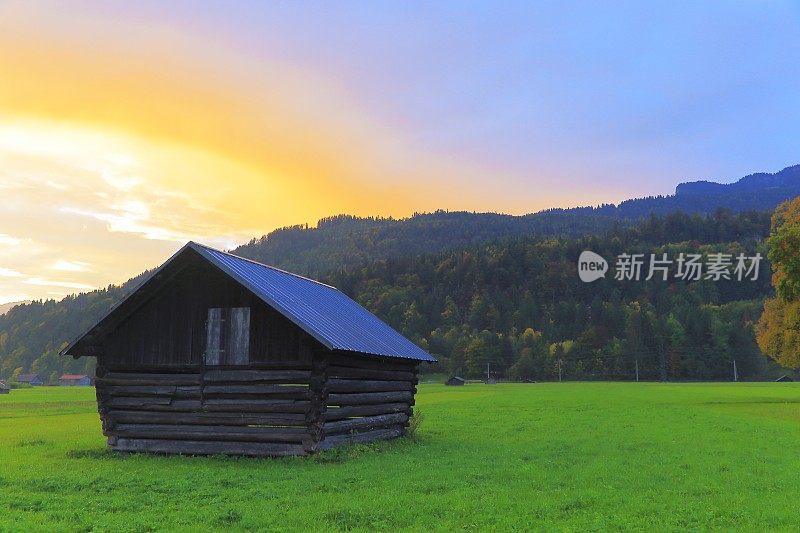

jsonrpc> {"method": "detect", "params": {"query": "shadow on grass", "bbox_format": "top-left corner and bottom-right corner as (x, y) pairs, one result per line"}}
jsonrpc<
(63, 434), (430, 464)
(16, 438), (50, 448)
(65, 448), (120, 459)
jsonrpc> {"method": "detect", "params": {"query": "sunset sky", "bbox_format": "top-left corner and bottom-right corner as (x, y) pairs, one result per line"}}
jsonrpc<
(1, 1), (799, 305)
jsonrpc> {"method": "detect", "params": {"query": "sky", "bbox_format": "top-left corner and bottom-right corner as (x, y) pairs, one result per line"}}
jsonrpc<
(1, 1), (799, 305)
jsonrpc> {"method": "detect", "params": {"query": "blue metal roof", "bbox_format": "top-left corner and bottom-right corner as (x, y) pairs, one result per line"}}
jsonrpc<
(189, 242), (436, 362)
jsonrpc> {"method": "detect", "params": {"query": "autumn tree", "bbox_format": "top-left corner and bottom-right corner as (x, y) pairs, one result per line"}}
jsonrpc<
(756, 197), (800, 368)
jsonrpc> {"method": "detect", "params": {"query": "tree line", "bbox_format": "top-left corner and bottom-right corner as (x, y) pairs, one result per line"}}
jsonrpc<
(327, 210), (775, 381)
(0, 209), (782, 382)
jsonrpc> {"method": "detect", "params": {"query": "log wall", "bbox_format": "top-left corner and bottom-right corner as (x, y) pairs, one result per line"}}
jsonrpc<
(95, 365), (313, 456)
(93, 354), (419, 456)
(319, 354), (418, 451)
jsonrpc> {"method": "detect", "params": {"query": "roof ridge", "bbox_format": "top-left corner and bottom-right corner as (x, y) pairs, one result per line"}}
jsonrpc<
(188, 241), (339, 290)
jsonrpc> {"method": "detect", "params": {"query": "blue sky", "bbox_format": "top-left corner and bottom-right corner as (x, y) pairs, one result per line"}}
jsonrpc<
(177, 1), (800, 196)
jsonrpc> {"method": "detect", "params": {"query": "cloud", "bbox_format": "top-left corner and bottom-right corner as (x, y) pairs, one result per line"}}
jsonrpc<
(23, 277), (94, 289)
(0, 234), (22, 246)
(0, 268), (24, 278)
(0, 119), (275, 302)
(50, 259), (93, 272)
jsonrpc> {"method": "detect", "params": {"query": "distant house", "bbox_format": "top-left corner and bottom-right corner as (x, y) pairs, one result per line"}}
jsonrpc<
(775, 375), (794, 383)
(446, 376), (466, 386)
(16, 374), (43, 386)
(59, 374), (92, 386)
(0, 380), (9, 394)
(485, 377), (498, 385)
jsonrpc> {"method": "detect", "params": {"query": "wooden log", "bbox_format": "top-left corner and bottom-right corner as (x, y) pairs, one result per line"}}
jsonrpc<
(323, 413), (408, 435)
(105, 385), (201, 398)
(114, 423), (309, 435)
(327, 366), (417, 382)
(201, 399), (310, 413)
(323, 402), (410, 421)
(104, 397), (202, 411)
(203, 369), (311, 383)
(242, 362), (312, 370)
(320, 427), (404, 450)
(107, 365), (201, 373)
(108, 410), (308, 427)
(112, 438), (306, 456)
(202, 385), (309, 396)
(327, 391), (413, 406)
(110, 424), (309, 443)
(326, 379), (414, 393)
(303, 355), (328, 454)
(329, 353), (418, 372)
(102, 372), (201, 385)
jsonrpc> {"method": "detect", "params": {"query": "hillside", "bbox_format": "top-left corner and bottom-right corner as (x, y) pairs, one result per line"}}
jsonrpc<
(1, 164), (797, 382)
(234, 164), (800, 276)
(0, 210), (777, 382)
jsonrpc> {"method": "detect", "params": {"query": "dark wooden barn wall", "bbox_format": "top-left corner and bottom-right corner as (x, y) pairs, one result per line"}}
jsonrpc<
(95, 363), (318, 456)
(318, 353), (419, 450)
(101, 254), (317, 368)
(94, 353), (420, 456)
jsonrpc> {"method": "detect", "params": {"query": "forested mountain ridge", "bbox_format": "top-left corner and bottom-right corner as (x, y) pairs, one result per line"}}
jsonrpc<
(329, 210), (777, 381)
(0, 210), (779, 382)
(235, 164), (800, 276)
(1, 164), (797, 382)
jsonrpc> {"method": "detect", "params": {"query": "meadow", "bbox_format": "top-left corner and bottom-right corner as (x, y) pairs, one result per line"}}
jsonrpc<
(1, 382), (799, 531)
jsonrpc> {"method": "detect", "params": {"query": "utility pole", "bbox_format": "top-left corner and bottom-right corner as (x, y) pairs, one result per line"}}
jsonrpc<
(635, 359), (639, 382)
(733, 360), (738, 382)
(558, 359), (562, 382)
(486, 362), (490, 383)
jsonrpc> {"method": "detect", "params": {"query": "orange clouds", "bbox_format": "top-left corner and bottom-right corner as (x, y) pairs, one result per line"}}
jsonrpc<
(0, 1), (508, 303)
(0, 2), (447, 222)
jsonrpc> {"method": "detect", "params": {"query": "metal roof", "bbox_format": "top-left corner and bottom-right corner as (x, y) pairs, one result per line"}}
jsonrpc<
(190, 243), (435, 362)
(63, 242), (436, 363)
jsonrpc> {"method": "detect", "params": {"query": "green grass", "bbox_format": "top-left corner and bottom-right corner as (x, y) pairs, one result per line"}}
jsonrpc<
(1, 383), (799, 531)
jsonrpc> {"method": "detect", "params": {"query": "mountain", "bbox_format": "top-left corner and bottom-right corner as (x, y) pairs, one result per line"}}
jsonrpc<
(234, 164), (800, 276)
(676, 165), (800, 195)
(0, 163), (797, 381)
(0, 301), (32, 315)
(0, 210), (776, 382)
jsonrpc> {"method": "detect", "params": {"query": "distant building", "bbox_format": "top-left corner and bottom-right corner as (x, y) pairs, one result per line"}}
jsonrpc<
(484, 377), (498, 385)
(59, 374), (92, 386)
(16, 374), (43, 386)
(0, 380), (10, 394)
(446, 376), (466, 386)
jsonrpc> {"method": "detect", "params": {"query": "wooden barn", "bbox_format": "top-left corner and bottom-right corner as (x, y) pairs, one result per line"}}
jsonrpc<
(61, 242), (436, 456)
(445, 376), (465, 386)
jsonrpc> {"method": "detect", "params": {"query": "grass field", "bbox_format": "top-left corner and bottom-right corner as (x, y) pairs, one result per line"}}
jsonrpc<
(1, 383), (799, 531)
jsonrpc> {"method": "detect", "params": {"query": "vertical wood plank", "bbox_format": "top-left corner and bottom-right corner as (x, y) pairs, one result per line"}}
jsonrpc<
(205, 308), (222, 365)
(228, 307), (250, 365)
